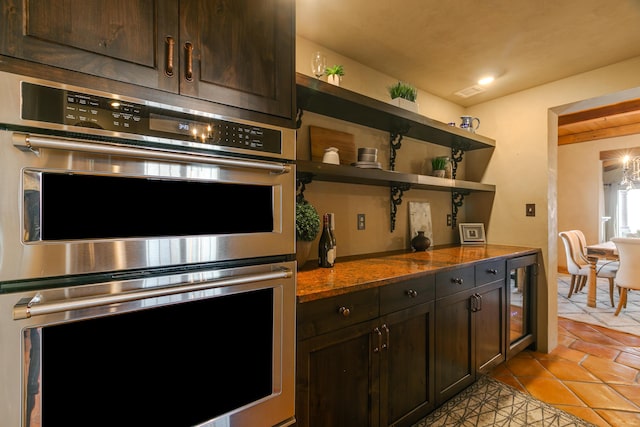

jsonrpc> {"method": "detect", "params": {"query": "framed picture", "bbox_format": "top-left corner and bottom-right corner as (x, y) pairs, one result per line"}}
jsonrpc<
(409, 201), (433, 248)
(459, 223), (486, 245)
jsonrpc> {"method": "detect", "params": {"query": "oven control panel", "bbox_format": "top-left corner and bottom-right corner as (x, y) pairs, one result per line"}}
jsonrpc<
(20, 82), (282, 154)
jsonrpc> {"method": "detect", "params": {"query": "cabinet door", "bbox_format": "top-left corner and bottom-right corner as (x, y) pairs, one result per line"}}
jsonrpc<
(434, 288), (475, 404)
(296, 321), (379, 427)
(380, 301), (435, 427)
(475, 280), (506, 373)
(179, 0), (294, 120)
(1, 0), (179, 92)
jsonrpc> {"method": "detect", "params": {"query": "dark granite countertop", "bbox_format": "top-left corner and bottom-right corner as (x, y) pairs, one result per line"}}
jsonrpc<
(296, 244), (538, 303)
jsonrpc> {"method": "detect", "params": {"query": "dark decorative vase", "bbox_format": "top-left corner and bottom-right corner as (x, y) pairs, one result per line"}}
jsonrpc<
(411, 231), (431, 251)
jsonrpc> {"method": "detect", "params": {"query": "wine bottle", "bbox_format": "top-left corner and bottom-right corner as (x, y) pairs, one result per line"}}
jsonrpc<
(318, 213), (336, 268)
(328, 212), (337, 260)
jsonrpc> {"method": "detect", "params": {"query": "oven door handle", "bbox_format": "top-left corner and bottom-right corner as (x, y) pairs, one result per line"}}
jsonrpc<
(13, 268), (293, 320)
(14, 133), (291, 174)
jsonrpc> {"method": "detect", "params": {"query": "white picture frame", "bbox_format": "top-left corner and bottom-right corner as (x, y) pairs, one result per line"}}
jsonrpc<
(459, 223), (486, 245)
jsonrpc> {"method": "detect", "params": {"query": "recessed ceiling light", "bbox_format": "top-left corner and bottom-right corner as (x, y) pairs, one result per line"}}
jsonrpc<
(478, 76), (495, 86)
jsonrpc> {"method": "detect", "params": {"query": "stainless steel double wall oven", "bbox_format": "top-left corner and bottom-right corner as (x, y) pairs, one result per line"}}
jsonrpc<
(0, 71), (297, 427)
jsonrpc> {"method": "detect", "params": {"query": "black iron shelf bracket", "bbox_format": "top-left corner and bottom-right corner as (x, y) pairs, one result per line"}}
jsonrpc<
(389, 130), (405, 171)
(390, 183), (411, 232)
(451, 147), (465, 179)
(451, 190), (469, 228)
(297, 173), (313, 203)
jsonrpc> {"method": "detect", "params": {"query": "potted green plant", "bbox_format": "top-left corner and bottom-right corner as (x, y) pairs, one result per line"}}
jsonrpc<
(388, 81), (418, 112)
(431, 156), (448, 178)
(296, 199), (320, 267)
(325, 64), (345, 86)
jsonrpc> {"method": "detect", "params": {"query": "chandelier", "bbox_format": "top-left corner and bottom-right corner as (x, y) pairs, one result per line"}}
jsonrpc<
(621, 155), (640, 190)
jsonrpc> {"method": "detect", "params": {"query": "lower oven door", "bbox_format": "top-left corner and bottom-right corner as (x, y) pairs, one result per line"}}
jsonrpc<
(0, 261), (296, 427)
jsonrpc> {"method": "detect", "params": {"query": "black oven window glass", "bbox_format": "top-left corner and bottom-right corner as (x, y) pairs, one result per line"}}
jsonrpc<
(39, 288), (274, 427)
(40, 173), (274, 240)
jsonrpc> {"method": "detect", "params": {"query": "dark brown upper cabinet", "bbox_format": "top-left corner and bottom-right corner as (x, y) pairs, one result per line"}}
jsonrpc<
(1, 0), (294, 121)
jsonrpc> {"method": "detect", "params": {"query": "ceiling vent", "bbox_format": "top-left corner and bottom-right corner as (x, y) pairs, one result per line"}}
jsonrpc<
(454, 85), (486, 98)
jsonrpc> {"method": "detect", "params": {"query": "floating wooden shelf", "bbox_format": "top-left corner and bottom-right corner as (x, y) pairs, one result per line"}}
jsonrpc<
(296, 161), (496, 193)
(296, 73), (495, 150)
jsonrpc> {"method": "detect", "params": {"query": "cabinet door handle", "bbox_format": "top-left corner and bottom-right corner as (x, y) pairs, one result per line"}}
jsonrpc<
(406, 289), (418, 298)
(470, 294), (477, 312)
(381, 324), (389, 350)
(487, 268), (498, 275)
(338, 306), (351, 317)
(477, 293), (483, 311)
(184, 42), (194, 81)
(452, 277), (464, 285)
(373, 327), (382, 353)
(165, 36), (175, 77)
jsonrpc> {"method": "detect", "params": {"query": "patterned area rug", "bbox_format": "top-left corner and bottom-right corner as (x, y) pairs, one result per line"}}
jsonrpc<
(413, 376), (595, 427)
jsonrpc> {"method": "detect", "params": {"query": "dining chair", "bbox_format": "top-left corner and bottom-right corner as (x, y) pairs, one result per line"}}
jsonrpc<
(569, 229), (619, 268)
(611, 237), (640, 316)
(559, 231), (617, 305)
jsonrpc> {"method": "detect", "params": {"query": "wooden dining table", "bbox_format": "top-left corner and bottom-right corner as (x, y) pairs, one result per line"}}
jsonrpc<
(585, 241), (618, 307)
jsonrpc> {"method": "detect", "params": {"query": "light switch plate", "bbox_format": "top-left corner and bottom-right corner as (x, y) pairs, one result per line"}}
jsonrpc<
(526, 204), (535, 217)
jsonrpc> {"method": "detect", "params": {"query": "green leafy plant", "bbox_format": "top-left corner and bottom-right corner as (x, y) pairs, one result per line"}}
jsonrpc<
(432, 156), (448, 171)
(388, 81), (417, 102)
(324, 64), (345, 77)
(296, 200), (320, 241)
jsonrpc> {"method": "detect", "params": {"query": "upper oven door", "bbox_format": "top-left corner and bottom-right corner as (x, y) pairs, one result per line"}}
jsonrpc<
(0, 131), (295, 284)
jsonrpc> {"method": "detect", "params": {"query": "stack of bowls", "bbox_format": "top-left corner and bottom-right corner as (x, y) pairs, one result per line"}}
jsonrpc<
(353, 147), (381, 169)
(358, 147), (377, 163)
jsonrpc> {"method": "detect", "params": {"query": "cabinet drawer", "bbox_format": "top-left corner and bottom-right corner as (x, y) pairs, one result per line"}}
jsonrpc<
(297, 288), (379, 339)
(379, 275), (435, 315)
(475, 260), (505, 286)
(435, 266), (474, 298)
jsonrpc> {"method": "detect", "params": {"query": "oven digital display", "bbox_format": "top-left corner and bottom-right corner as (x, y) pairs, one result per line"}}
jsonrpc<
(20, 82), (282, 154)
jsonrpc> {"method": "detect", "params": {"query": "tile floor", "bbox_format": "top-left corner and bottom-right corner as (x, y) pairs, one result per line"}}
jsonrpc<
(489, 273), (640, 426)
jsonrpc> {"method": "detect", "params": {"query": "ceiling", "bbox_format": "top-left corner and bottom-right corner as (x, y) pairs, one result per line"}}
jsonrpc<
(296, 0), (640, 108)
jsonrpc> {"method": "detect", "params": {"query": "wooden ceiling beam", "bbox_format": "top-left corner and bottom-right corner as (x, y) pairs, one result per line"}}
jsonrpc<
(557, 100), (640, 145)
(558, 98), (640, 126)
(558, 119), (640, 145)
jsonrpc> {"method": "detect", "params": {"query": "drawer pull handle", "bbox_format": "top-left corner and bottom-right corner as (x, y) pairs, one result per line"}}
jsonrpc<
(338, 306), (351, 317)
(406, 289), (418, 298)
(381, 324), (389, 350)
(488, 268), (498, 275)
(373, 327), (382, 353)
(452, 277), (464, 285)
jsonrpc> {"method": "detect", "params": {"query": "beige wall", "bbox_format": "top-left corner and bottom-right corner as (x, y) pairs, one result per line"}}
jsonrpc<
(466, 57), (640, 351)
(296, 34), (640, 351)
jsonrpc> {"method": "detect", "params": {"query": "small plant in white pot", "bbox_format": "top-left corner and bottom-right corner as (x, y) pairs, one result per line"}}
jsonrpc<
(325, 64), (344, 86)
(388, 81), (418, 113)
(296, 198), (320, 267)
(431, 157), (448, 178)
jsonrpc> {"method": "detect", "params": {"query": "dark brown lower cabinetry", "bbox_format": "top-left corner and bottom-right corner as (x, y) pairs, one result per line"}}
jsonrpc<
(296, 276), (435, 427)
(295, 252), (537, 426)
(434, 280), (506, 404)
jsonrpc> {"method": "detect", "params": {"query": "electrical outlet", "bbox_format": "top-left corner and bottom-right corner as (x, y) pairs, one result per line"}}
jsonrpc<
(357, 213), (366, 230)
(526, 204), (536, 217)
(446, 214), (452, 226)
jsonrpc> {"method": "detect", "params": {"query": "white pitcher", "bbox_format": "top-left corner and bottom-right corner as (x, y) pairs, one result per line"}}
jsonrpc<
(460, 116), (480, 133)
